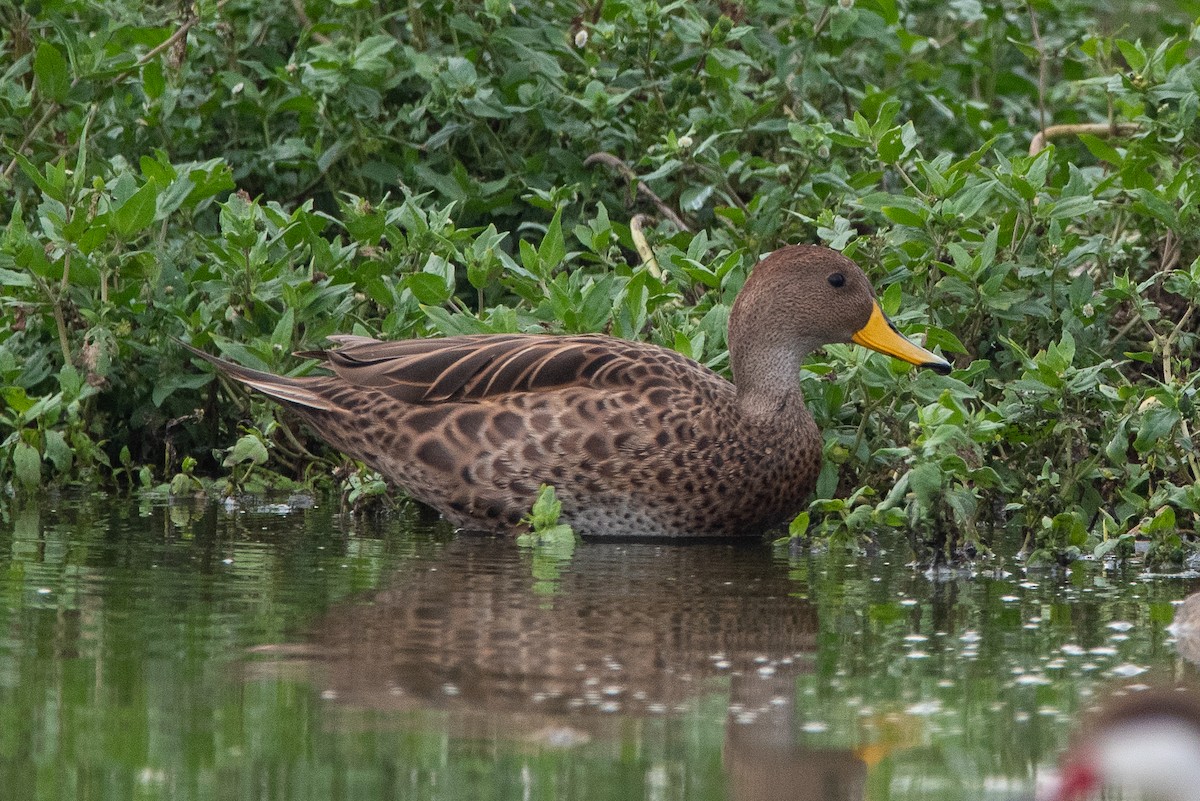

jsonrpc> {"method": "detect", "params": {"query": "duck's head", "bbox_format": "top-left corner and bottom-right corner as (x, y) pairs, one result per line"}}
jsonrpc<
(728, 245), (951, 395)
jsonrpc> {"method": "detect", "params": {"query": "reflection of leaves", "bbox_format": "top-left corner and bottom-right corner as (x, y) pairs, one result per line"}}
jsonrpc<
(518, 486), (577, 594)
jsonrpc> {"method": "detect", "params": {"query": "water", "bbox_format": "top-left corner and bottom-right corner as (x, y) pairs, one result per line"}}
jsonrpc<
(1, 496), (1197, 801)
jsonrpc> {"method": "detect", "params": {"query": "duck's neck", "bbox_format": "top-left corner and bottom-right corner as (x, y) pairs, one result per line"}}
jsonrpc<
(731, 339), (813, 421)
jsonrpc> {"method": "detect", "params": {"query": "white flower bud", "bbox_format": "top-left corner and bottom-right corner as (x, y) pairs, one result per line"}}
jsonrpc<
(574, 29), (588, 48)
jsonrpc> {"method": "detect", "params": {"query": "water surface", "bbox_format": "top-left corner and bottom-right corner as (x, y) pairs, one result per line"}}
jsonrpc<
(1, 497), (1196, 800)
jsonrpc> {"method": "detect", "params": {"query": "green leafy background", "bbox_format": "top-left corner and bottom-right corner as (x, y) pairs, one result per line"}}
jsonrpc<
(2, 0), (1199, 566)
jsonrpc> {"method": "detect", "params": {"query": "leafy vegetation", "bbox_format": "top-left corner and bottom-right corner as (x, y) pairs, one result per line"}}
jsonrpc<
(2, 0), (1199, 567)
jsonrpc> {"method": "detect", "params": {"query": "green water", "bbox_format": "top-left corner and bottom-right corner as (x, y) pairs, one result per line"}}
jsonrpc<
(0, 497), (1196, 801)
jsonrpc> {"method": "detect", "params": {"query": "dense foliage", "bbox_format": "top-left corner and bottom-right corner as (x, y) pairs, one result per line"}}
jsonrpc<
(2, 0), (1199, 565)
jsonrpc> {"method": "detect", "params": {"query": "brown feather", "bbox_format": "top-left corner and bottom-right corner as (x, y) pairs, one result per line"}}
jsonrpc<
(311, 334), (657, 404)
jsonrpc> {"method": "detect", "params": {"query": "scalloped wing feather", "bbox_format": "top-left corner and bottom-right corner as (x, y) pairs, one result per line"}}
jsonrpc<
(314, 334), (672, 403)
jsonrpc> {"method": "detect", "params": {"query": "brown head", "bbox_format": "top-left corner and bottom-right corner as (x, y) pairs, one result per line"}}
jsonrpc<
(728, 245), (950, 401)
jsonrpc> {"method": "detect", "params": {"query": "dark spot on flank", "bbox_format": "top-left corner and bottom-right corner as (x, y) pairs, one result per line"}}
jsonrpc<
(493, 411), (524, 438)
(460, 466), (473, 484)
(506, 511), (522, 525)
(646, 388), (671, 408)
(551, 466), (565, 479)
(406, 406), (453, 431)
(416, 440), (455, 472)
(583, 434), (611, 460)
(656, 468), (673, 484)
(485, 505), (503, 519)
(713, 453), (724, 468)
(522, 443), (541, 461)
(614, 432), (634, 450)
(448, 500), (467, 513)
(455, 409), (488, 439)
(655, 431), (670, 447)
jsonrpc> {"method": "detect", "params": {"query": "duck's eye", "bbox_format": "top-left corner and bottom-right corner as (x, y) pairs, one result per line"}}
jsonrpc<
(827, 272), (846, 288)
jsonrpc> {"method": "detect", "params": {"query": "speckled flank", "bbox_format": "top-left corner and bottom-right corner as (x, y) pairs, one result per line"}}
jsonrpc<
(186, 244), (942, 538)
(277, 343), (819, 538)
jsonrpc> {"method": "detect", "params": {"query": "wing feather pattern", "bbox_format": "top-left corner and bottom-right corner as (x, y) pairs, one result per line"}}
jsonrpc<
(312, 334), (678, 404)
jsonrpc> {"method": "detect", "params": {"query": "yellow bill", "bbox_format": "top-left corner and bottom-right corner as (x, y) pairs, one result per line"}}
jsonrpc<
(851, 300), (952, 375)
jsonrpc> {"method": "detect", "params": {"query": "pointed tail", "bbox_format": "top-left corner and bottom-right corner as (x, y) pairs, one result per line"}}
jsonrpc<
(179, 340), (341, 412)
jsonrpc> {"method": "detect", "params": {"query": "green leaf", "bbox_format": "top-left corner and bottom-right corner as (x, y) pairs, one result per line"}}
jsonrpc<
(1144, 505), (1176, 534)
(538, 207), (566, 274)
(1047, 195), (1096, 221)
(34, 41), (70, 103)
(142, 59), (165, 99)
(223, 434), (269, 467)
(271, 307), (295, 351)
(43, 430), (73, 473)
(0, 267), (35, 287)
(882, 205), (927, 228)
(407, 272), (452, 305)
(1093, 533), (1131, 560)
(679, 184), (714, 212)
(877, 121), (917, 163)
(1, 386), (35, 414)
(1006, 37), (1040, 61)
(788, 511), (810, 538)
(13, 441), (41, 489)
(1133, 403), (1179, 452)
(16, 155), (67, 203)
(1132, 189), (1179, 228)
(113, 181), (159, 238)
(1077, 133), (1123, 165)
(151, 372), (212, 407)
(907, 462), (943, 504)
(923, 326), (967, 355)
(1114, 39), (1146, 72)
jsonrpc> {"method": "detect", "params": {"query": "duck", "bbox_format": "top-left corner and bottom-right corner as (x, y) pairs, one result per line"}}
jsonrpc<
(1038, 687), (1200, 801)
(183, 244), (951, 537)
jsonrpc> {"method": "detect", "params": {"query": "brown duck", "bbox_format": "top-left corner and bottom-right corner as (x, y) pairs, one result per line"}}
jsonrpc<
(185, 245), (951, 537)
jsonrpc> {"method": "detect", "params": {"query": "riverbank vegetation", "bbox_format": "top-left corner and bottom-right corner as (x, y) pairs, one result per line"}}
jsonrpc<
(2, 0), (1198, 566)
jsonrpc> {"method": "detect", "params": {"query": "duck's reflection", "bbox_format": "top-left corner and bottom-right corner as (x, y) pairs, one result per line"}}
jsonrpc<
(254, 537), (866, 800)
